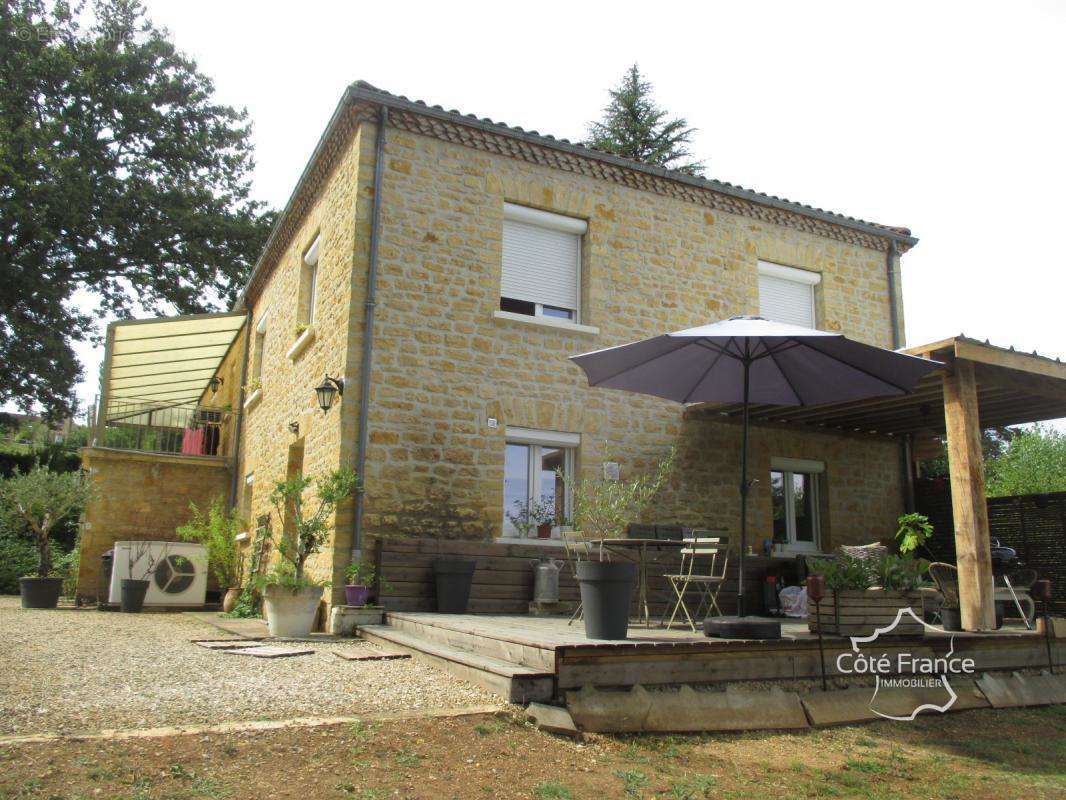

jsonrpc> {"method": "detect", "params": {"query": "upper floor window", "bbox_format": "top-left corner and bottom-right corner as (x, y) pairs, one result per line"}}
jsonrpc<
(298, 236), (320, 327)
(250, 315), (267, 384)
(501, 204), (586, 323)
(758, 261), (820, 328)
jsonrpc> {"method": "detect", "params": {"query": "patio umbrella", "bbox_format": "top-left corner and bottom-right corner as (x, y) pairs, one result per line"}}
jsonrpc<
(570, 316), (941, 638)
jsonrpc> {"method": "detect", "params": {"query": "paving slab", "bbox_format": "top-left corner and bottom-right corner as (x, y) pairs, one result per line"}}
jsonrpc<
(976, 671), (1066, 708)
(223, 645), (314, 659)
(526, 703), (581, 738)
(192, 640), (261, 651)
(333, 649), (410, 662)
(802, 679), (989, 726)
(566, 684), (808, 733)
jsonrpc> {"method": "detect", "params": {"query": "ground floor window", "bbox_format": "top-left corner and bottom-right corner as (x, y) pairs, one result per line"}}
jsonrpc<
(502, 427), (578, 539)
(770, 457), (825, 553)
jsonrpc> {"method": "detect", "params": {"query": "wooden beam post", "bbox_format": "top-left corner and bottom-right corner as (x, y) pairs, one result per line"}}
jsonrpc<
(942, 358), (997, 631)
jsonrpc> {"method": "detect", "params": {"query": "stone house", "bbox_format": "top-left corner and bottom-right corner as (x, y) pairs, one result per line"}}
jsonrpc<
(76, 81), (924, 609)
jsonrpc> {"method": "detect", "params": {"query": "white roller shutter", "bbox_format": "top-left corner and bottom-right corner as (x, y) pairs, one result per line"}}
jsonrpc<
(758, 262), (819, 328)
(502, 204), (584, 312)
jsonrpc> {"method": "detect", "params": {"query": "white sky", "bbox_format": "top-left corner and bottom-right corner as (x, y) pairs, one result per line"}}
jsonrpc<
(67, 0), (1066, 415)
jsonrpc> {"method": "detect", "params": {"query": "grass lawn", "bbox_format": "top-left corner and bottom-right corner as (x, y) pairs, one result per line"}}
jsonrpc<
(1, 705), (1064, 799)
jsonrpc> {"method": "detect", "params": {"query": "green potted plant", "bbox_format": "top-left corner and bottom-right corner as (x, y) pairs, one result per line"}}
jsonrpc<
(0, 467), (95, 609)
(259, 467), (358, 637)
(176, 495), (246, 612)
(807, 552), (929, 636)
(561, 448), (675, 640)
(505, 499), (536, 539)
(344, 558), (383, 606)
(895, 512), (935, 559)
(532, 496), (556, 539)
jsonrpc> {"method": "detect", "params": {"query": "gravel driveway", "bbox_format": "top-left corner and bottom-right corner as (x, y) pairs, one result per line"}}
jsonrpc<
(0, 597), (495, 737)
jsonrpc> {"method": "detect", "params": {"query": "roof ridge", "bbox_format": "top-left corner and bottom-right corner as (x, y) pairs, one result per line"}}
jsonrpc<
(346, 80), (915, 242)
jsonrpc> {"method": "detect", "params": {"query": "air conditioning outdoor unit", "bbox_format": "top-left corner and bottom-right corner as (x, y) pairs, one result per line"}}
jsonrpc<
(108, 540), (208, 607)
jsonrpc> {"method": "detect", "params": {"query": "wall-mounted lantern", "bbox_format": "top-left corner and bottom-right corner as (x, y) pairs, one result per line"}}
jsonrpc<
(288, 421), (300, 435)
(209, 376), (224, 393)
(314, 373), (344, 413)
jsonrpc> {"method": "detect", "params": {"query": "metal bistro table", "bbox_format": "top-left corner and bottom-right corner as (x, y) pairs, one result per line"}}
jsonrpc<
(595, 538), (684, 627)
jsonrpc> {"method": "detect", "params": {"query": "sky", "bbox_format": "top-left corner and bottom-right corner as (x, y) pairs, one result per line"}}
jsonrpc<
(67, 0), (1066, 415)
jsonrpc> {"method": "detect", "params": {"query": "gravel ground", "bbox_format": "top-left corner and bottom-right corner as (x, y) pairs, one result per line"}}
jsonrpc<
(0, 597), (496, 737)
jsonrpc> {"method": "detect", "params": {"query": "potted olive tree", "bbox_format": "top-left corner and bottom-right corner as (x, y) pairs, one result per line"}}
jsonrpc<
(259, 467), (358, 637)
(561, 448), (675, 640)
(0, 467), (95, 609)
(176, 495), (245, 612)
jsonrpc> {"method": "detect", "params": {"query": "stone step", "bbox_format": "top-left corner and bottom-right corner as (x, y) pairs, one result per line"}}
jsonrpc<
(384, 612), (557, 672)
(359, 625), (554, 704)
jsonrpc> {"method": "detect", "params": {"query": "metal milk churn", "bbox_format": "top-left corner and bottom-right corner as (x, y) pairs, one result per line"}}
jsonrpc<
(531, 558), (562, 603)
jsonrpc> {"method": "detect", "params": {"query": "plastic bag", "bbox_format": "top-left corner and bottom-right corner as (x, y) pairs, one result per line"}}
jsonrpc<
(779, 585), (808, 618)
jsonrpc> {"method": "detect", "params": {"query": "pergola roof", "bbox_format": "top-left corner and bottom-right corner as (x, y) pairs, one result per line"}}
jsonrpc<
(688, 335), (1066, 437)
(103, 312), (246, 407)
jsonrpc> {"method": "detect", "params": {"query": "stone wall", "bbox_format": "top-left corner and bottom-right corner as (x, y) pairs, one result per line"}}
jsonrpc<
(76, 448), (230, 603)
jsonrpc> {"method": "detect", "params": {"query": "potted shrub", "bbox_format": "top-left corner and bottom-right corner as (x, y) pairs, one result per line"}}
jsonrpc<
(258, 467), (358, 637)
(0, 467), (95, 609)
(895, 512), (935, 559)
(561, 448), (675, 640)
(532, 497), (556, 539)
(122, 540), (171, 613)
(343, 558), (385, 606)
(505, 499), (536, 540)
(807, 552), (928, 636)
(176, 495), (245, 612)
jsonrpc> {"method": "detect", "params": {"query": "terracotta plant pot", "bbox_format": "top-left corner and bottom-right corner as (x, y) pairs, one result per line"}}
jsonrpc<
(345, 584), (371, 606)
(263, 584), (322, 637)
(19, 577), (63, 609)
(222, 587), (241, 613)
(536, 522), (553, 539)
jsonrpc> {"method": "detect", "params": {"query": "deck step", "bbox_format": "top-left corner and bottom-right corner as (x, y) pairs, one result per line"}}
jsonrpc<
(384, 612), (557, 672)
(359, 625), (555, 704)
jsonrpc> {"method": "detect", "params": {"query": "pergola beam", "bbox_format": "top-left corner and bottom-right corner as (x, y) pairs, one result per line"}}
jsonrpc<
(942, 358), (997, 631)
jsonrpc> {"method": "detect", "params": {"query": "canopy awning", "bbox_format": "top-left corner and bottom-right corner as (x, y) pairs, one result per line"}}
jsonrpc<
(103, 312), (246, 407)
(688, 336), (1066, 437)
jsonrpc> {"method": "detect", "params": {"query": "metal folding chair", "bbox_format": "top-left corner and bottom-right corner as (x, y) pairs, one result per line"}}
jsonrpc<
(662, 531), (729, 632)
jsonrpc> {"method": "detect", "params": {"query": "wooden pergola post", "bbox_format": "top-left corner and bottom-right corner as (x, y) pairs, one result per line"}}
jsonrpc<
(942, 358), (997, 631)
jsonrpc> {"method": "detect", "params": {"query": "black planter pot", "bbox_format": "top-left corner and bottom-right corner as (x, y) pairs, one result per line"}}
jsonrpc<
(19, 577), (62, 609)
(120, 579), (150, 613)
(432, 558), (476, 613)
(576, 560), (637, 640)
(941, 605), (1004, 631)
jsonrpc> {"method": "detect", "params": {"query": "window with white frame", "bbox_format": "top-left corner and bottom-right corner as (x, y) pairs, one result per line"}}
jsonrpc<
(770, 458), (825, 553)
(758, 261), (820, 328)
(500, 203), (586, 322)
(502, 427), (578, 539)
(299, 236), (319, 327)
(250, 314), (267, 384)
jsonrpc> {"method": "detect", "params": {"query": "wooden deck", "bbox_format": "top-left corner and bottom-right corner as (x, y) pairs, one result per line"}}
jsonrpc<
(360, 611), (1065, 704)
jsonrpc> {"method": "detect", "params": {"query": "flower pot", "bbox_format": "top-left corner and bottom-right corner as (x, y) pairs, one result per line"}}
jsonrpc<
(19, 577), (63, 609)
(576, 560), (636, 640)
(345, 584), (371, 606)
(120, 579), (150, 613)
(222, 587), (241, 613)
(432, 558), (476, 613)
(940, 607), (962, 631)
(263, 584), (323, 637)
(536, 522), (552, 539)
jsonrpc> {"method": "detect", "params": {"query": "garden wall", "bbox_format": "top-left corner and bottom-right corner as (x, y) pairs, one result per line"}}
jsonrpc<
(76, 447), (230, 603)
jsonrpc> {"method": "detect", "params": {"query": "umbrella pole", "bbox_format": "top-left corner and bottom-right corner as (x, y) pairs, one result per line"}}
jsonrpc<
(738, 358), (751, 618)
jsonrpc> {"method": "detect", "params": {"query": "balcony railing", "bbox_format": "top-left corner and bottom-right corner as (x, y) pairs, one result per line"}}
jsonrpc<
(95, 398), (236, 458)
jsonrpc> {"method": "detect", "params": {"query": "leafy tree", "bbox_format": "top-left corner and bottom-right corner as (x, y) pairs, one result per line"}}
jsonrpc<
(0, 0), (275, 420)
(176, 494), (245, 589)
(0, 466), (95, 576)
(985, 424), (1066, 497)
(586, 64), (705, 176)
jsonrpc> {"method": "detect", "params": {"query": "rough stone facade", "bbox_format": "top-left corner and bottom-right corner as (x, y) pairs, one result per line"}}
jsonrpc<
(233, 112), (908, 608)
(76, 449), (230, 603)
